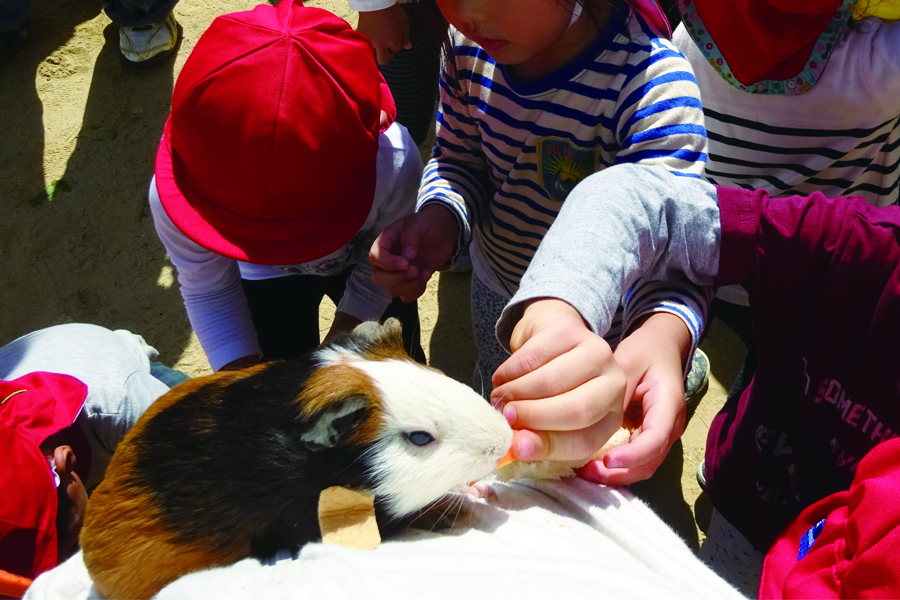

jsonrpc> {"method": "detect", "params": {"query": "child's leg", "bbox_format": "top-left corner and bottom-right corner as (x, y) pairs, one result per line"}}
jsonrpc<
(149, 362), (191, 387)
(471, 276), (511, 400)
(377, 2), (442, 146)
(241, 268), (353, 360)
(381, 297), (426, 363)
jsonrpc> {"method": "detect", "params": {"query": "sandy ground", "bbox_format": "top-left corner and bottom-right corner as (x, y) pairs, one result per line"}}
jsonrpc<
(0, 0), (748, 549)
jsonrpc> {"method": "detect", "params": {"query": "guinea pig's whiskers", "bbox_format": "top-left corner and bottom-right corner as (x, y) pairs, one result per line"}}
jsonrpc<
(399, 496), (445, 531)
(429, 493), (470, 533)
(431, 498), (456, 532)
(448, 495), (466, 532)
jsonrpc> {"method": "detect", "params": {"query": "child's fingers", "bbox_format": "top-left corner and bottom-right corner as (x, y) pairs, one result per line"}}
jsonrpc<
(397, 272), (431, 303)
(602, 423), (670, 471)
(511, 412), (623, 462)
(500, 372), (624, 432)
(492, 344), (609, 404)
(577, 459), (657, 487)
(369, 226), (410, 271)
(371, 263), (419, 288)
(492, 326), (600, 390)
(581, 386), (686, 485)
(371, 269), (429, 302)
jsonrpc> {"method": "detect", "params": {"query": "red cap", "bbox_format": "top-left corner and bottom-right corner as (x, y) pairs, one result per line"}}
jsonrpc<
(678, 0), (852, 91)
(760, 437), (900, 599)
(0, 373), (88, 579)
(155, 0), (396, 266)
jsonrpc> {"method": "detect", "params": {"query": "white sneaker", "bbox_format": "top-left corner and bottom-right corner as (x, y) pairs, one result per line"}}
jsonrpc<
(119, 11), (180, 68)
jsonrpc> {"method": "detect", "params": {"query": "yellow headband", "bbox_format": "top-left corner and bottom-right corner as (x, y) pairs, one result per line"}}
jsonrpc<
(852, 0), (900, 21)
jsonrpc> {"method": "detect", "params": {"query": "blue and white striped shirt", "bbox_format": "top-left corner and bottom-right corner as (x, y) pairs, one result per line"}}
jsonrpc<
(419, 3), (711, 352)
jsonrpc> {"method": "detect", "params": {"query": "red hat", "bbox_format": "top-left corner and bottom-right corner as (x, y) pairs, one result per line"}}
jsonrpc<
(760, 436), (900, 599)
(0, 373), (88, 580)
(677, 0), (858, 95)
(155, 0), (397, 266)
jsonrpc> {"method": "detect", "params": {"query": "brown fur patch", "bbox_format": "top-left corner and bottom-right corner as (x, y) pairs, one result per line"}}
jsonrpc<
(298, 363), (382, 446)
(82, 457), (251, 599)
(80, 363), (271, 598)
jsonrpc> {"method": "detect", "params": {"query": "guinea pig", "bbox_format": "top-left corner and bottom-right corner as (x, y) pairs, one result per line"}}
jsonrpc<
(80, 319), (512, 599)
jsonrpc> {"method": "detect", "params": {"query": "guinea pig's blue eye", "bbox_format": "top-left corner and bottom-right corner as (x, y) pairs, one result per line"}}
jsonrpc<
(405, 430), (435, 447)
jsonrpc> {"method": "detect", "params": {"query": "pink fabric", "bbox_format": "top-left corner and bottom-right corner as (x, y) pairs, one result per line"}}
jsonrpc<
(708, 187), (900, 551)
(625, 0), (672, 37)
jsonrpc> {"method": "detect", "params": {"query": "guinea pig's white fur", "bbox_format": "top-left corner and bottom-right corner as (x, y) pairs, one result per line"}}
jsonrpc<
(317, 345), (513, 518)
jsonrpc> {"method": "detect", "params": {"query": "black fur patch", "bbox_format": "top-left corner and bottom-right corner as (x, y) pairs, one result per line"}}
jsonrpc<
(126, 357), (381, 556)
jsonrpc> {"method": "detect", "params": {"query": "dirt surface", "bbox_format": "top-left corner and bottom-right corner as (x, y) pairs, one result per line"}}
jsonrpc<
(0, 0), (747, 547)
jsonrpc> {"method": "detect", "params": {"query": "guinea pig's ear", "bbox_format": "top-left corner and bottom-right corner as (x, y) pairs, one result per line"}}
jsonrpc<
(299, 396), (370, 452)
(350, 319), (406, 359)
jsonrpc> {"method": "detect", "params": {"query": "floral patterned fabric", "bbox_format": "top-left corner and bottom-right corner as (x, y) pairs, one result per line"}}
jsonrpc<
(677, 0), (857, 95)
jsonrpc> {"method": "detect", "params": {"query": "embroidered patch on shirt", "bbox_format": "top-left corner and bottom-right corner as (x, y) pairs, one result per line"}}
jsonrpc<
(537, 137), (598, 202)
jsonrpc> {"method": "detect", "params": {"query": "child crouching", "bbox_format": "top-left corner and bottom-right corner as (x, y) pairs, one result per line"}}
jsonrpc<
(0, 324), (182, 585)
(150, 0), (426, 371)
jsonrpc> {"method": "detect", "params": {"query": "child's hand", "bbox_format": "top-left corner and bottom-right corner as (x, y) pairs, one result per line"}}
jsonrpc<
(356, 4), (411, 65)
(491, 299), (626, 462)
(578, 313), (689, 486)
(370, 205), (459, 302)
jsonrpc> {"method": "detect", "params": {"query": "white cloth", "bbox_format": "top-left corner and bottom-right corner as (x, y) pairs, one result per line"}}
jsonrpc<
(149, 123), (423, 371)
(0, 323), (171, 491)
(26, 478), (746, 600)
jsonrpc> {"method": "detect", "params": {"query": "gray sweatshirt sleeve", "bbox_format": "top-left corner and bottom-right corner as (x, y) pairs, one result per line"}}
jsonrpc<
(496, 164), (722, 348)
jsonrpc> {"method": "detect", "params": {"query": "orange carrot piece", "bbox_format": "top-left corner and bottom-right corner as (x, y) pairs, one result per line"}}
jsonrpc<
(496, 446), (517, 469)
(496, 430), (526, 470)
(0, 569), (32, 598)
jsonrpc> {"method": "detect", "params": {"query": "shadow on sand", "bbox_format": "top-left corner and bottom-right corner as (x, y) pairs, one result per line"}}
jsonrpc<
(0, 0), (193, 371)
